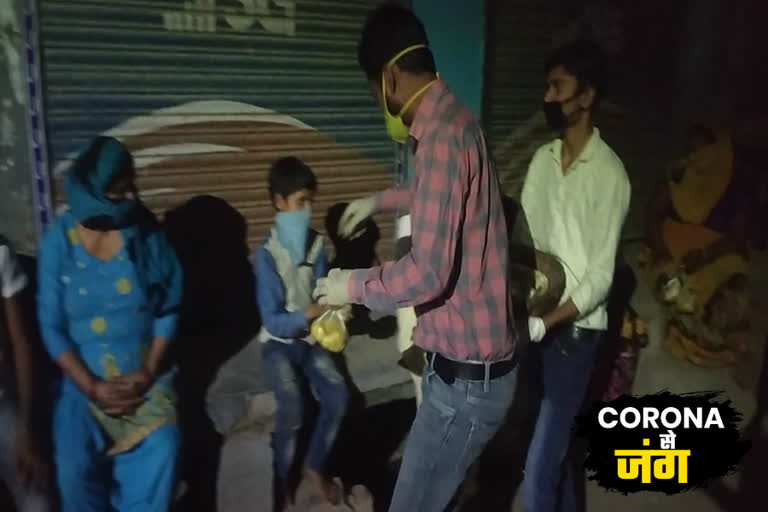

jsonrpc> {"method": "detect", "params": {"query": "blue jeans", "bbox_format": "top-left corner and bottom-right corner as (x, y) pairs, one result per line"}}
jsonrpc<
(261, 340), (349, 479)
(0, 394), (51, 512)
(389, 357), (518, 512)
(522, 329), (602, 512)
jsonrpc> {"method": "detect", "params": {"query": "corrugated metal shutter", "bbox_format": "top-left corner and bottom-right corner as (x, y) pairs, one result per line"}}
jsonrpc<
(39, 0), (396, 257)
(484, 0), (556, 198)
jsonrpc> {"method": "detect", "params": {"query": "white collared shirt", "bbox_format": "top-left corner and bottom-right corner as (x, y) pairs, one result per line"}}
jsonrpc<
(521, 128), (631, 330)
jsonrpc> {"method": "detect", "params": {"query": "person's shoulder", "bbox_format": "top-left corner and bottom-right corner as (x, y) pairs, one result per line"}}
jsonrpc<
(525, 141), (557, 177)
(448, 103), (484, 143)
(532, 140), (557, 161)
(253, 234), (282, 289)
(589, 136), (631, 203)
(597, 138), (626, 171)
(431, 86), (482, 141)
(49, 210), (76, 229)
(40, 211), (75, 248)
(596, 138), (630, 188)
(254, 232), (275, 263)
(308, 228), (323, 246)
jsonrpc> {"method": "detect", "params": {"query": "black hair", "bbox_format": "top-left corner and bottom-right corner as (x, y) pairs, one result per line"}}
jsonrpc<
(357, 2), (437, 81)
(268, 156), (317, 202)
(325, 202), (380, 270)
(546, 39), (606, 106)
(324, 202), (379, 247)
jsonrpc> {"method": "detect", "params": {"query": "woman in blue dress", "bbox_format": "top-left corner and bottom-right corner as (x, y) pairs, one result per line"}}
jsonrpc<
(37, 136), (183, 512)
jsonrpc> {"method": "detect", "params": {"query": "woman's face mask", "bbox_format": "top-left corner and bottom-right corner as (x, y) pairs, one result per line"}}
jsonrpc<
(379, 44), (438, 144)
(82, 181), (140, 231)
(104, 181), (137, 203)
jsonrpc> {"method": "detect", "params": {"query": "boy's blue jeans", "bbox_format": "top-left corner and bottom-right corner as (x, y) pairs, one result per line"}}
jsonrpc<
(388, 356), (518, 512)
(522, 328), (602, 512)
(261, 340), (349, 479)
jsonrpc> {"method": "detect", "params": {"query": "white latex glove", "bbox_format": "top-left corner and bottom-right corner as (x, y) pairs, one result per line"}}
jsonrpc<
(339, 196), (376, 239)
(313, 268), (353, 306)
(528, 317), (547, 343)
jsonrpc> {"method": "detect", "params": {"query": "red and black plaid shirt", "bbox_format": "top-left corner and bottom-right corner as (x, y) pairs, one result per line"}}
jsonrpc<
(348, 80), (517, 362)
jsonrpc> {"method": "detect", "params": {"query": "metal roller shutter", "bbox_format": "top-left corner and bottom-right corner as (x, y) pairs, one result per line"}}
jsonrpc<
(484, 0), (556, 198)
(39, 0), (396, 257)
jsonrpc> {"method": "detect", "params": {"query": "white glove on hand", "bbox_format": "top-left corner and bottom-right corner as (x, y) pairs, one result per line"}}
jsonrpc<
(339, 196), (376, 239)
(528, 317), (547, 343)
(313, 268), (353, 306)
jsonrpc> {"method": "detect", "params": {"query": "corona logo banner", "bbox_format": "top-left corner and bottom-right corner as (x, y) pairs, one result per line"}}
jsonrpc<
(575, 391), (751, 494)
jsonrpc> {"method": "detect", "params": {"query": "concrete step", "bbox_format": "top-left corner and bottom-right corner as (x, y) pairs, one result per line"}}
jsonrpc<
(206, 326), (412, 436)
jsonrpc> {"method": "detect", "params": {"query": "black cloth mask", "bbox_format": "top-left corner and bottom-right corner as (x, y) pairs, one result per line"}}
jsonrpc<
(542, 101), (567, 131)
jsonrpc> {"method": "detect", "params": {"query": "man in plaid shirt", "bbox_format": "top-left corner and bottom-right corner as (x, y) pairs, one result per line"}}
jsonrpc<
(313, 4), (519, 511)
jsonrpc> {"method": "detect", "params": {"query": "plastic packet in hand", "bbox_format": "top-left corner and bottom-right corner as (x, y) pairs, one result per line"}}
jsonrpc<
(310, 306), (350, 353)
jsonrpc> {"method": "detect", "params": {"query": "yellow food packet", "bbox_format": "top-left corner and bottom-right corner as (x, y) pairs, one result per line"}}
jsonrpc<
(310, 307), (349, 353)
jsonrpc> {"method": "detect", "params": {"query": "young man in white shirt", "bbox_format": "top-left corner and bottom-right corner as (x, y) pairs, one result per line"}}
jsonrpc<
(520, 40), (631, 512)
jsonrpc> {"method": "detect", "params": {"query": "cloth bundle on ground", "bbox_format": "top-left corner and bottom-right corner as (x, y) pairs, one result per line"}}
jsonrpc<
(641, 123), (754, 367)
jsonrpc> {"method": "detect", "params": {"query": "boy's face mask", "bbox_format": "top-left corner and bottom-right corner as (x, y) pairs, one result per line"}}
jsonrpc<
(275, 206), (312, 265)
(380, 44), (438, 144)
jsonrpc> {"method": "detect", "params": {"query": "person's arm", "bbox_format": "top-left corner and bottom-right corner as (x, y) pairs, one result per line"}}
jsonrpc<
(255, 246), (314, 338)
(348, 135), (470, 311)
(35, 226), (98, 398)
(36, 227), (144, 412)
(144, 236), (183, 379)
(36, 227), (85, 375)
(374, 184), (413, 214)
(1, 244), (50, 490)
(541, 299), (581, 331)
(1, 244), (33, 424)
(5, 296), (35, 422)
(543, 172), (631, 330)
(340, 185), (413, 239)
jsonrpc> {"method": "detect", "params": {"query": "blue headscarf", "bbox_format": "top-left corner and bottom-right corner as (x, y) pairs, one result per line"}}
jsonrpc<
(65, 136), (181, 319)
(65, 136), (140, 228)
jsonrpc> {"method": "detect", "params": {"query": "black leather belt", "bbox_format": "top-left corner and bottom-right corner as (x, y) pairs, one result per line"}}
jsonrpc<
(427, 352), (516, 385)
(554, 324), (604, 344)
